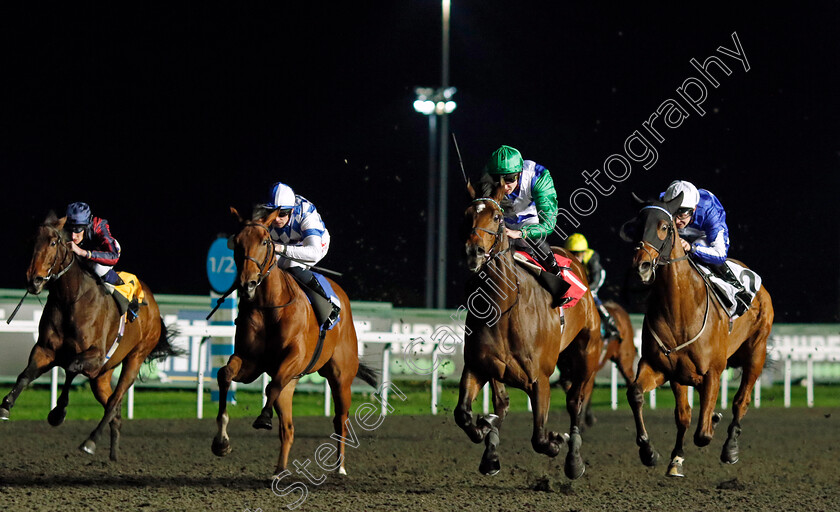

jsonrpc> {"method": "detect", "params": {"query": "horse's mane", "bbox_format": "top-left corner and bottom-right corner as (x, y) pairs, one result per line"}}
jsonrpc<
(475, 173), (513, 212)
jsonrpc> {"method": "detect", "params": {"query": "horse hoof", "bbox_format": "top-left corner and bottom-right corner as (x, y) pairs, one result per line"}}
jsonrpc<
(479, 456), (501, 476)
(666, 456), (685, 477)
(47, 407), (66, 427)
(564, 432), (585, 480)
(338, 467), (347, 476)
(694, 432), (713, 448)
(252, 416), (272, 430)
(211, 437), (231, 457)
(640, 445), (660, 467)
(79, 440), (96, 455)
(721, 441), (739, 464)
(0, 407), (10, 421)
(712, 412), (723, 424)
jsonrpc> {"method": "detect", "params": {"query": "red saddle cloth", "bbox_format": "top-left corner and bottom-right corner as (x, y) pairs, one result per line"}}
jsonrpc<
(516, 251), (588, 309)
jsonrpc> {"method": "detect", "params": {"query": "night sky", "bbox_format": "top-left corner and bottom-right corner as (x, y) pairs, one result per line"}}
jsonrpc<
(1, 3), (838, 322)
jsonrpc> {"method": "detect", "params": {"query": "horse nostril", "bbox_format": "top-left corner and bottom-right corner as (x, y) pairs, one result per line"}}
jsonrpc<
(639, 261), (651, 272)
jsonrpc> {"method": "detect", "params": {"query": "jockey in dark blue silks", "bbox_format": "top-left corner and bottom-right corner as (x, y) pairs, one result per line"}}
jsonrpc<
(660, 180), (751, 315)
(258, 181), (339, 328)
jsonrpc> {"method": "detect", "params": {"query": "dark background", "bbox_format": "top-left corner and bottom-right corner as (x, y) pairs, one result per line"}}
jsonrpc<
(1, 3), (837, 322)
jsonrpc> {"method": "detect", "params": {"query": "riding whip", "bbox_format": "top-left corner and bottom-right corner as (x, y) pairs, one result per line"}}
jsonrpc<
(451, 133), (469, 185)
(6, 291), (28, 324)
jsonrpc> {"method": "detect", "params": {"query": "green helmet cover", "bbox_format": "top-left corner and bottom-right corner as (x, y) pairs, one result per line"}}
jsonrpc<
(487, 145), (523, 175)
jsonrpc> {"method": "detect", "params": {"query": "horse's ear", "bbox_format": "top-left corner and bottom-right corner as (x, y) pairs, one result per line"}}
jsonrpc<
(44, 210), (58, 226)
(664, 191), (684, 214)
(466, 180), (476, 200)
(491, 178), (506, 203)
(230, 206), (244, 224)
(631, 192), (646, 204)
(263, 207), (281, 226)
(56, 216), (66, 231)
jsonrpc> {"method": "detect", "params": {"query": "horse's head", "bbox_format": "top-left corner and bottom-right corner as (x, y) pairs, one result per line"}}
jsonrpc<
(622, 192), (684, 284)
(26, 212), (71, 294)
(229, 206), (281, 301)
(463, 179), (508, 272)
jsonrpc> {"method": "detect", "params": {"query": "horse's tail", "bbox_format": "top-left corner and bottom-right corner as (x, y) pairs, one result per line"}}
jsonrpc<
(146, 317), (185, 362)
(356, 361), (379, 388)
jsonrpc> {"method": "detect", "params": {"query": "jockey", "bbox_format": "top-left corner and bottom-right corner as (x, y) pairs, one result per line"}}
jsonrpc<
(64, 202), (136, 317)
(565, 233), (620, 339)
(483, 145), (571, 307)
(660, 180), (751, 315)
(261, 181), (339, 328)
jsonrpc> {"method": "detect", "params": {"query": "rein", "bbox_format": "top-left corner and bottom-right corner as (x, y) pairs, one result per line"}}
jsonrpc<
(241, 222), (278, 287)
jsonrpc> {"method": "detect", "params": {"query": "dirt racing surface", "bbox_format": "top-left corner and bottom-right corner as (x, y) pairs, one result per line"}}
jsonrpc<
(0, 406), (837, 511)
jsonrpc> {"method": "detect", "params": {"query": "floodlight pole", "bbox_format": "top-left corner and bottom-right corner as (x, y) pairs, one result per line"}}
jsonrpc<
(435, 0), (451, 309)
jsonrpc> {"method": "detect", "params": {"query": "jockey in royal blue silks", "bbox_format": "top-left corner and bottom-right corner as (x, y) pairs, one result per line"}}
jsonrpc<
(659, 180), (752, 315)
(259, 181), (340, 328)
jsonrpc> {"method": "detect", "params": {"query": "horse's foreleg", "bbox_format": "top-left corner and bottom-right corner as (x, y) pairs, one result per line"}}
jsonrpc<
(47, 370), (78, 427)
(80, 355), (143, 460)
(254, 377), (283, 430)
(694, 371), (723, 449)
(490, 380), (509, 422)
(0, 345), (57, 420)
(627, 359), (666, 467)
(666, 382), (691, 477)
(273, 380), (298, 476)
(453, 368), (489, 444)
(212, 355), (243, 457)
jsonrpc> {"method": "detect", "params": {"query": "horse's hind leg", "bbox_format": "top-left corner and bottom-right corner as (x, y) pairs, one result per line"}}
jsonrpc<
(80, 354), (143, 460)
(666, 382), (691, 477)
(323, 361), (355, 476)
(90, 370), (119, 461)
(273, 380), (297, 476)
(0, 345), (57, 420)
(529, 374), (565, 460)
(47, 370), (79, 426)
(627, 359), (666, 467)
(722, 342), (767, 464)
(562, 370), (593, 480)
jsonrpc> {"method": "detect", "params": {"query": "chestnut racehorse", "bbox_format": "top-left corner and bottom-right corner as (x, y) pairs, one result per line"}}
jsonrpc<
(624, 193), (774, 477)
(557, 299), (637, 427)
(212, 208), (377, 476)
(455, 183), (602, 480)
(0, 212), (177, 460)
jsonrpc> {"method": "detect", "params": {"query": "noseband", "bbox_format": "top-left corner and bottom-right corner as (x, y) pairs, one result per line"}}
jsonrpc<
(634, 205), (688, 279)
(239, 222), (277, 288)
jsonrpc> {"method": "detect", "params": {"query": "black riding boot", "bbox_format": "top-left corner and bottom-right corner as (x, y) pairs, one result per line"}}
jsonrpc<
(286, 266), (341, 328)
(523, 239), (572, 308)
(597, 303), (620, 340)
(713, 263), (751, 315)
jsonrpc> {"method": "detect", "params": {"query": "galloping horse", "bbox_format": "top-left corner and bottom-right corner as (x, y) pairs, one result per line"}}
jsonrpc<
(212, 208), (377, 476)
(0, 212), (177, 460)
(624, 193), (774, 477)
(557, 299), (637, 427)
(456, 183), (602, 479)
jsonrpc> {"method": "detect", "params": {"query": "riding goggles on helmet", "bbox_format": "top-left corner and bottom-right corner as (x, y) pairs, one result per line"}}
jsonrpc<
(501, 173), (521, 184)
(675, 207), (694, 219)
(70, 225), (87, 234)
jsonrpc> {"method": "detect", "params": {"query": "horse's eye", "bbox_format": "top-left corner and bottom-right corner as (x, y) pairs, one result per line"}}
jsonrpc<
(50, 240), (57, 246)
(494, 214), (501, 222)
(263, 239), (270, 246)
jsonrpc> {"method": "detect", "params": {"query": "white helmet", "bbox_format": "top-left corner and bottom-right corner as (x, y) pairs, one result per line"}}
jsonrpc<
(663, 180), (699, 209)
(266, 182), (296, 210)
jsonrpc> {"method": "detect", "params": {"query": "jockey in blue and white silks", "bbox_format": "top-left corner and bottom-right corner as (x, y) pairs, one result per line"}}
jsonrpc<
(660, 180), (751, 314)
(262, 181), (339, 327)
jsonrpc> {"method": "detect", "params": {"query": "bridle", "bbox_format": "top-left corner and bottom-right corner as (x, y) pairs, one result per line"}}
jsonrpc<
(470, 198), (509, 264)
(38, 225), (75, 284)
(239, 222), (278, 289)
(634, 205), (688, 281)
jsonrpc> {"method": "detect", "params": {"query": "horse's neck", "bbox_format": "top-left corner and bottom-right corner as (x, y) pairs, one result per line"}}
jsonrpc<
(652, 248), (706, 322)
(475, 252), (520, 314)
(50, 257), (100, 306)
(256, 269), (297, 311)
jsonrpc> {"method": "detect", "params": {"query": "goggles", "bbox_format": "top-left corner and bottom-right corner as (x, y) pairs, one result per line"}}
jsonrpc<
(276, 209), (292, 217)
(70, 225), (86, 234)
(675, 207), (694, 219)
(501, 173), (521, 184)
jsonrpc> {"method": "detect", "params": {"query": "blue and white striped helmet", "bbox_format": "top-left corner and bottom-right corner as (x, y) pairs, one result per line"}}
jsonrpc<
(265, 182), (296, 210)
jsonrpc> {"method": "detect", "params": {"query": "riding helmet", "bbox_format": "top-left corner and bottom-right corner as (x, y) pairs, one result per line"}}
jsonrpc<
(663, 180), (699, 209)
(486, 145), (523, 175)
(565, 233), (589, 252)
(66, 202), (92, 229)
(265, 182), (296, 210)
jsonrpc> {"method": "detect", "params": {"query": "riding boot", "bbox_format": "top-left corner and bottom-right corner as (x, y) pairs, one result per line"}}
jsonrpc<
(597, 303), (620, 340)
(286, 266), (341, 328)
(111, 289), (130, 316)
(102, 269), (124, 286)
(533, 248), (573, 308)
(713, 263), (752, 315)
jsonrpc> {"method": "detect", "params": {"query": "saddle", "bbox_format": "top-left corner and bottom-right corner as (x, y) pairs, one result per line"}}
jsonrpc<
(513, 251), (588, 309)
(101, 271), (146, 320)
(689, 259), (761, 320)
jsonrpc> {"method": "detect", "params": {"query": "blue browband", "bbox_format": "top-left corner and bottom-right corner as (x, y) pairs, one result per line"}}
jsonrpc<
(472, 197), (504, 213)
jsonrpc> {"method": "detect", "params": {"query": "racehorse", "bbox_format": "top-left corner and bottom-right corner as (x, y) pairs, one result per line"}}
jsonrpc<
(623, 193), (774, 477)
(456, 183), (602, 479)
(212, 207), (378, 476)
(557, 299), (637, 427)
(0, 212), (178, 460)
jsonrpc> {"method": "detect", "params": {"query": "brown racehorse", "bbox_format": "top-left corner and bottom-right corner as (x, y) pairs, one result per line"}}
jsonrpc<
(623, 194), (774, 477)
(0, 212), (177, 460)
(557, 299), (637, 427)
(455, 184), (602, 479)
(212, 208), (378, 476)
